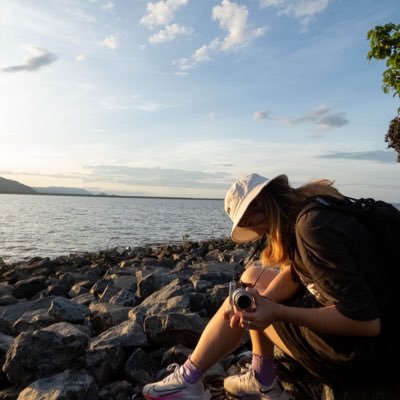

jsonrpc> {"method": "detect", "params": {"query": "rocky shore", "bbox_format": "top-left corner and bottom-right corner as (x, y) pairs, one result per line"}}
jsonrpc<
(0, 239), (399, 400)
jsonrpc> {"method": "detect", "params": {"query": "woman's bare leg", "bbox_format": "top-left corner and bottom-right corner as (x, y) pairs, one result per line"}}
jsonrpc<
(264, 325), (294, 357)
(190, 266), (289, 371)
(243, 266), (294, 358)
(190, 296), (245, 371)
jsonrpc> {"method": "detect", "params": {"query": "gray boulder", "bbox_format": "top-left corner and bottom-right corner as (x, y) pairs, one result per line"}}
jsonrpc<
(3, 330), (85, 386)
(0, 284), (14, 298)
(85, 344), (124, 383)
(109, 289), (137, 307)
(42, 322), (92, 346)
(13, 276), (48, 299)
(0, 297), (56, 324)
(89, 319), (147, 350)
(48, 297), (90, 323)
(131, 295), (191, 322)
(17, 369), (98, 400)
(89, 303), (133, 333)
(98, 380), (133, 400)
(124, 348), (159, 385)
(136, 271), (176, 300)
(12, 309), (56, 333)
(144, 312), (207, 348)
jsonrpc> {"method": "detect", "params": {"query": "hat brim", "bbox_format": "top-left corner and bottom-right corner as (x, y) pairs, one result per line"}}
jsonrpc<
(230, 174), (285, 243)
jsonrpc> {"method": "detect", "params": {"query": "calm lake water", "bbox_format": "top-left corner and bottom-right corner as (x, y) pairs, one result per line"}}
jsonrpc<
(0, 194), (231, 264)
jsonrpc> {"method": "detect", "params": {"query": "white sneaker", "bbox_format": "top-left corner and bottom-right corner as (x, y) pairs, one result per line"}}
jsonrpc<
(224, 365), (290, 400)
(142, 363), (212, 400)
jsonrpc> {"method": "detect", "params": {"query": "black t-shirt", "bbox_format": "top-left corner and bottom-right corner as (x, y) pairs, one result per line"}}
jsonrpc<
(294, 207), (383, 320)
(273, 207), (396, 388)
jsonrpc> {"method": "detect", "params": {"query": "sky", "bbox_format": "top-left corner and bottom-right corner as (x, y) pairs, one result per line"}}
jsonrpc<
(1, 0), (399, 201)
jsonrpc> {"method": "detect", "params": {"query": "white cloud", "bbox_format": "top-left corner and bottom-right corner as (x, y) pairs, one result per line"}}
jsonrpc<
(148, 23), (192, 44)
(2, 45), (57, 73)
(284, 105), (348, 132)
(193, 39), (221, 63)
(319, 150), (397, 164)
(173, 39), (220, 71)
(212, 0), (266, 51)
(100, 35), (118, 49)
(289, 104), (331, 122)
(75, 53), (85, 61)
(316, 112), (348, 131)
(65, 8), (96, 23)
(283, 0), (329, 18)
(82, 165), (230, 189)
(100, 97), (162, 112)
(260, 0), (329, 27)
(254, 110), (270, 120)
(140, 0), (188, 29)
(101, 2), (115, 11)
(260, 0), (285, 6)
(174, 1), (265, 72)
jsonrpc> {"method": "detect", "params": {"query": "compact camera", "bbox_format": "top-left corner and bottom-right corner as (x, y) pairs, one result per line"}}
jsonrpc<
(229, 281), (256, 312)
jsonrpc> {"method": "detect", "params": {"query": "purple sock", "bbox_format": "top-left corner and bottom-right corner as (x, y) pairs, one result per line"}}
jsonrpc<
(182, 358), (203, 384)
(252, 353), (277, 387)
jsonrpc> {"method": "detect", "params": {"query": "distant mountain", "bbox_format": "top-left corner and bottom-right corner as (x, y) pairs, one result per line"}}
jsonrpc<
(34, 187), (93, 196)
(0, 176), (37, 194)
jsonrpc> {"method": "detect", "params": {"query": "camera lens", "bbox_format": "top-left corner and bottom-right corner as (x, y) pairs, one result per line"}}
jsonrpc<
(232, 289), (254, 311)
(236, 294), (252, 310)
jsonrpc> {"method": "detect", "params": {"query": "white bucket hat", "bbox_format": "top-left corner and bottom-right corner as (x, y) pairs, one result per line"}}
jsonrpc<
(224, 173), (283, 243)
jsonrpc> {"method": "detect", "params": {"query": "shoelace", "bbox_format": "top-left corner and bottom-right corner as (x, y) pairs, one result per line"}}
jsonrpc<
(238, 364), (254, 382)
(162, 363), (181, 383)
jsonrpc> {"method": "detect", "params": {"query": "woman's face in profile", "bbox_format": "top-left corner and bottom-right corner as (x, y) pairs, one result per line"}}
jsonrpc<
(238, 195), (267, 235)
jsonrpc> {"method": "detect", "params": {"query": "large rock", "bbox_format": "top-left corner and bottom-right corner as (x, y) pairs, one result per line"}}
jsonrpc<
(85, 345), (124, 383)
(89, 303), (133, 333)
(136, 271), (176, 300)
(3, 330), (85, 386)
(130, 295), (191, 322)
(12, 309), (56, 333)
(109, 275), (137, 292)
(0, 284), (14, 298)
(144, 312), (207, 348)
(42, 322), (92, 346)
(58, 271), (99, 290)
(13, 276), (48, 299)
(138, 278), (190, 310)
(98, 380), (133, 400)
(0, 333), (14, 389)
(48, 297), (90, 323)
(17, 369), (98, 400)
(124, 348), (159, 385)
(0, 297), (56, 324)
(89, 319), (147, 350)
(109, 289), (137, 307)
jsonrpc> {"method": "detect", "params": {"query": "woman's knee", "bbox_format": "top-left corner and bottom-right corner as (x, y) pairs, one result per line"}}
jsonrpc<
(240, 266), (277, 290)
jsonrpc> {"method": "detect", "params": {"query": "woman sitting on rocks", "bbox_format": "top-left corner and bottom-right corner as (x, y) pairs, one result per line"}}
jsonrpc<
(143, 173), (396, 400)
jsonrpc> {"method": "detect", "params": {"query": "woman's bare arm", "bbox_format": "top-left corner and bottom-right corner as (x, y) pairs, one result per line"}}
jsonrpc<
(240, 291), (381, 337)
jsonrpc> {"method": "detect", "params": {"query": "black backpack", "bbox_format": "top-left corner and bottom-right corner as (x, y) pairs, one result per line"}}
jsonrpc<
(297, 195), (400, 330)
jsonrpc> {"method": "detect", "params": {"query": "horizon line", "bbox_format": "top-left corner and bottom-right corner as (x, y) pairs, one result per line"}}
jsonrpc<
(0, 191), (224, 201)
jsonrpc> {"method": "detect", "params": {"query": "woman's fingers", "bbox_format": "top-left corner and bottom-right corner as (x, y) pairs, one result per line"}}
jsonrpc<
(229, 312), (243, 329)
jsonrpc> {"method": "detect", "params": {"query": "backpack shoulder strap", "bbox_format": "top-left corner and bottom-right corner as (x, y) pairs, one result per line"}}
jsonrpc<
(296, 195), (368, 224)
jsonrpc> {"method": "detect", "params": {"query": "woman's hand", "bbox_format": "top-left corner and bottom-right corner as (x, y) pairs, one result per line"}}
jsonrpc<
(229, 287), (280, 331)
(229, 287), (382, 336)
